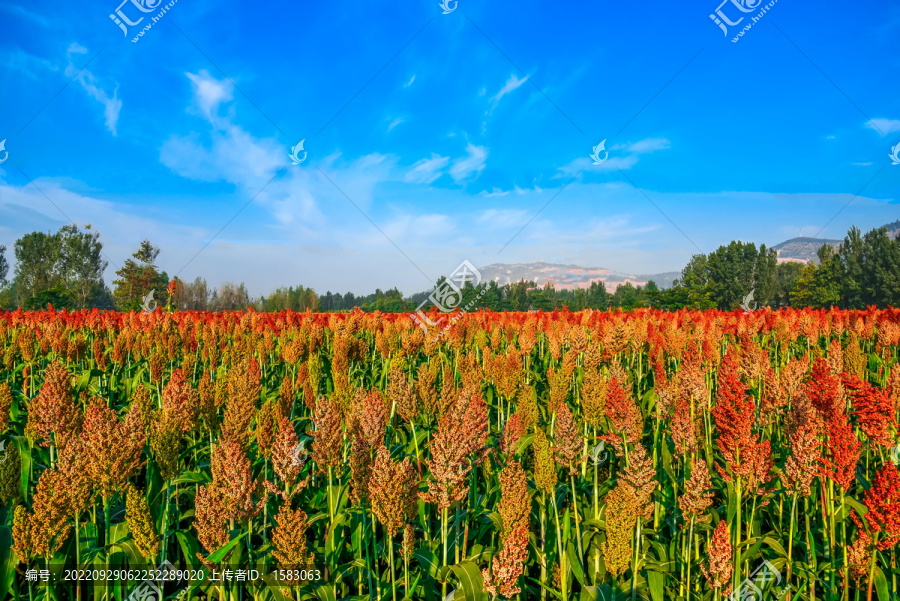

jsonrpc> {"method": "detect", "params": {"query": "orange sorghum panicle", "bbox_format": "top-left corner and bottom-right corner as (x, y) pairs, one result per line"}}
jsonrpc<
(702, 520), (733, 593)
(369, 444), (418, 537)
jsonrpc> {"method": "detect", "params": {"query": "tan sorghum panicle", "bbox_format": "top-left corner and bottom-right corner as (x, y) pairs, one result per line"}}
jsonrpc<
(55, 438), (92, 520)
(844, 517), (871, 586)
(277, 374), (294, 418)
(388, 364), (418, 424)
(826, 338), (843, 375)
(533, 427), (557, 495)
(0, 381), (12, 432)
(0, 443), (22, 505)
(126, 484), (160, 560)
(887, 363), (900, 417)
(269, 416), (308, 496)
(416, 360), (441, 420)
(255, 400), (280, 460)
(348, 437), (373, 505)
(621, 444), (656, 521)
(21, 468), (70, 559)
(580, 370), (607, 429)
(678, 458), (714, 521)
(500, 411), (527, 456)
(552, 402), (583, 475)
(197, 371), (218, 433)
(402, 524), (416, 563)
(515, 385), (537, 431)
(194, 483), (230, 554)
(370, 445), (418, 537)
(12, 505), (35, 564)
(421, 389), (488, 510)
(82, 397), (144, 500)
(780, 398), (821, 497)
(497, 459), (531, 542)
(547, 363), (570, 416)
(26, 361), (81, 450)
(350, 388), (389, 448)
(311, 395), (345, 476)
(271, 504), (314, 581)
(150, 412), (183, 481)
(482, 523), (529, 599)
(844, 332), (867, 380)
(221, 357), (262, 444)
(148, 351), (166, 383)
(702, 521), (733, 593)
(211, 437), (262, 523)
(162, 368), (199, 433)
(600, 484), (635, 578)
(130, 382), (156, 436)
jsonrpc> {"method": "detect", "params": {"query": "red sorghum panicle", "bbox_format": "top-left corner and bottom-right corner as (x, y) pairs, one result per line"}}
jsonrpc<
(819, 409), (861, 492)
(82, 397), (144, 501)
(482, 523), (529, 599)
(844, 374), (896, 447)
(161, 368), (199, 432)
(862, 462), (900, 550)
(26, 361), (81, 450)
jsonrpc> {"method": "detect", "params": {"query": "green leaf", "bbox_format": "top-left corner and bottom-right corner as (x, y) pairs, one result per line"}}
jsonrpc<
(646, 570), (665, 601)
(874, 567), (889, 601)
(414, 548), (440, 579)
(205, 536), (242, 564)
(445, 561), (487, 601)
(0, 526), (18, 601)
(314, 584), (337, 601)
(169, 471), (212, 486)
(567, 542), (585, 587)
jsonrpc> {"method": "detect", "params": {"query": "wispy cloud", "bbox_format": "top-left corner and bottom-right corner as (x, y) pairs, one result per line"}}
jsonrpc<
(186, 69), (234, 121)
(488, 73), (528, 112)
(449, 143), (488, 182)
(404, 75), (416, 87)
(0, 3), (51, 27)
(387, 117), (405, 132)
(65, 43), (122, 135)
(865, 118), (900, 135)
(405, 154), (450, 184)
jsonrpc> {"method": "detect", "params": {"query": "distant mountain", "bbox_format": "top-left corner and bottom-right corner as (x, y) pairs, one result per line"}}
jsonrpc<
(477, 262), (680, 292)
(772, 220), (899, 263)
(771, 237), (841, 264)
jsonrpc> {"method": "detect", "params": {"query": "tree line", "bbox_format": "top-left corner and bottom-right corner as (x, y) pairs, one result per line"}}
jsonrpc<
(0, 221), (897, 313)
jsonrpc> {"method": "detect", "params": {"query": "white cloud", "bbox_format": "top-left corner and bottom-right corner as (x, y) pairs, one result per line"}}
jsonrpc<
(186, 70), (234, 120)
(864, 118), (900, 135)
(405, 154), (450, 184)
(478, 209), (528, 227)
(852, 162), (874, 166)
(626, 138), (671, 154)
(404, 75), (416, 87)
(449, 143), (488, 182)
(481, 187), (510, 198)
(0, 4), (50, 27)
(387, 117), (405, 132)
(488, 73), (528, 112)
(4, 47), (56, 79)
(65, 44), (122, 135)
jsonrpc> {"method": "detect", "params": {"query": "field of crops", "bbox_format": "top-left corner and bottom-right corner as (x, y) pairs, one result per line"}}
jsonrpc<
(0, 307), (899, 601)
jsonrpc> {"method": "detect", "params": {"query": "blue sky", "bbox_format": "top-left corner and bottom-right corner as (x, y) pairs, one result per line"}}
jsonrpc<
(0, 0), (898, 296)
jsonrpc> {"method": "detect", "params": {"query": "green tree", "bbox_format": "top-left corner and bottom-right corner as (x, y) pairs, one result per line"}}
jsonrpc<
(0, 244), (8, 287)
(112, 240), (167, 311)
(12, 231), (62, 305)
(57, 224), (108, 309)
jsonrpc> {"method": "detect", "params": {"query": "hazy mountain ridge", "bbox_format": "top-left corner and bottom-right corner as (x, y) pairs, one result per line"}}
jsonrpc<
(478, 262), (680, 292)
(478, 221), (899, 291)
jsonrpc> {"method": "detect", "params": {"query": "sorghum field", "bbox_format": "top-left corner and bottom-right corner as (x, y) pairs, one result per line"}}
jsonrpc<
(1, 307), (900, 601)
